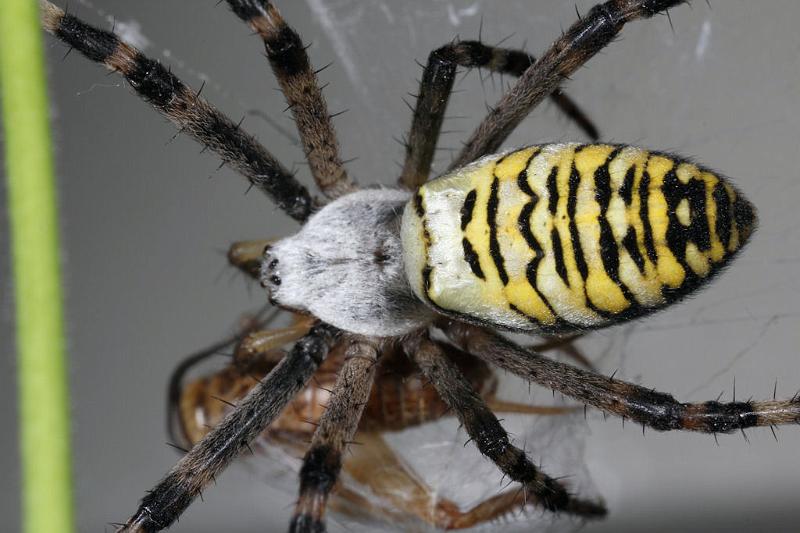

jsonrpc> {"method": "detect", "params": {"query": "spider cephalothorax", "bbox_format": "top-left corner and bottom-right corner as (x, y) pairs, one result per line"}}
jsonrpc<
(262, 188), (433, 336)
(42, 0), (798, 532)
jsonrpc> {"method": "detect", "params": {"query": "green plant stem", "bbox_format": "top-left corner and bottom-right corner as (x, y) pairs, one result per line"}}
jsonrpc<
(0, 1), (75, 532)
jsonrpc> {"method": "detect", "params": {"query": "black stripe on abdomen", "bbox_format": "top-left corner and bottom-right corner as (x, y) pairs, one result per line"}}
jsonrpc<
(551, 228), (570, 286)
(712, 182), (733, 250)
(594, 149), (622, 284)
(517, 172), (558, 318)
(461, 189), (477, 230)
(546, 166), (559, 215)
(488, 176), (509, 285)
(622, 228), (646, 274)
(462, 237), (485, 279)
(567, 164), (589, 280)
(639, 168), (658, 263)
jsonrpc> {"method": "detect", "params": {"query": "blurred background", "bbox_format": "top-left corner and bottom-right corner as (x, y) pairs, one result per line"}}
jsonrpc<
(2, 0), (800, 531)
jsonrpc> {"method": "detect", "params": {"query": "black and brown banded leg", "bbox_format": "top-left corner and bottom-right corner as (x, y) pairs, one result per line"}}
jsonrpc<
(40, 0), (313, 221)
(447, 323), (800, 434)
(119, 324), (338, 533)
(406, 335), (606, 518)
(165, 304), (280, 450)
(290, 338), (379, 532)
(450, 0), (689, 170)
(226, 0), (355, 199)
(399, 40), (598, 190)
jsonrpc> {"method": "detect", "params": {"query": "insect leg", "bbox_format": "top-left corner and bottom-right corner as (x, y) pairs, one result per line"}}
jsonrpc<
(340, 432), (539, 530)
(226, 1), (356, 199)
(399, 41), (597, 190)
(290, 338), (379, 533)
(119, 324), (338, 532)
(449, 0), (689, 170)
(447, 323), (800, 434)
(40, 1), (313, 221)
(233, 318), (315, 370)
(406, 335), (606, 518)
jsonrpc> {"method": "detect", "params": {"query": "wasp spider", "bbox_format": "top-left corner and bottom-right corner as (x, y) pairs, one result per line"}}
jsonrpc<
(41, 0), (798, 532)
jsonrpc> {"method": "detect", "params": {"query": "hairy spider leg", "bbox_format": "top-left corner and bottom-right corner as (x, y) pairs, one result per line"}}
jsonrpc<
(450, 0), (689, 170)
(122, 324), (338, 532)
(40, 0), (313, 221)
(399, 40), (599, 190)
(448, 323), (800, 433)
(407, 335), (606, 517)
(226, 1), (356, 199)
(290, 339), (379, 531)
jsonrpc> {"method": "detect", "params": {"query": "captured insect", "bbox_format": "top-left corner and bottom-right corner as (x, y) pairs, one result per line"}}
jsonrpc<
(40, 0), (800, 532)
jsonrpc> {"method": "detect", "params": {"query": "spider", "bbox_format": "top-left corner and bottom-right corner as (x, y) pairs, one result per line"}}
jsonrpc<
(39, 0), (800, 532)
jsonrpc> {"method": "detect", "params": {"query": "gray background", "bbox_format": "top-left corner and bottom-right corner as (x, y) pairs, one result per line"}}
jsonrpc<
(2, 0), (800, 531)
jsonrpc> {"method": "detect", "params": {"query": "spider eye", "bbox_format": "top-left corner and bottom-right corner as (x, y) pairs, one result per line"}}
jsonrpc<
(260, 245), (281, 291)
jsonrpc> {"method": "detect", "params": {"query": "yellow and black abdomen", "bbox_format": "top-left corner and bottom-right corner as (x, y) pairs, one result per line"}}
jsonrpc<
(401, 143), (756, 333)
